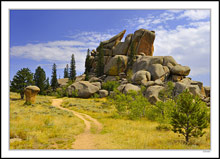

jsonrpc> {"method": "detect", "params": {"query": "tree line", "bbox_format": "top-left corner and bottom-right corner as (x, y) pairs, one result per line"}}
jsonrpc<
(10, 54), (76, 99)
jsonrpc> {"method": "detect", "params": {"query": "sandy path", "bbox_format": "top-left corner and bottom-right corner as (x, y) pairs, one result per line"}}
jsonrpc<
(51, 99), (102, 149)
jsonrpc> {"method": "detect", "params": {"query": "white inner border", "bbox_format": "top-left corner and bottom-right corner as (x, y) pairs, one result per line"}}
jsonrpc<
(1, 1), (219, 158)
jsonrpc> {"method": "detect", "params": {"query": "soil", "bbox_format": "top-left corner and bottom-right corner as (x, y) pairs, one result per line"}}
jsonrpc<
(51, 99), (103, 149)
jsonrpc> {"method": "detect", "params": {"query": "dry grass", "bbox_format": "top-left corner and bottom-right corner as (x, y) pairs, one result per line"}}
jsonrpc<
(10, 93), (210, 149)
(61, 97), (210, 149)
(10, 92), (84, 149)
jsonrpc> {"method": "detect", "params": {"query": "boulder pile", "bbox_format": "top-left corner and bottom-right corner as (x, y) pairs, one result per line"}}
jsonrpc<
(64, 28), (210, 106)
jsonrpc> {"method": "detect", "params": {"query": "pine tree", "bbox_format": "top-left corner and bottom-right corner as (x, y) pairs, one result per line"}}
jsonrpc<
(85, 49), (91, 81)
(34, 66), (47, 95)
(64, 64), (69, 78)
(96, 43), (104, 76)
(50, 63), (58, 91)
(10, 68), (34, 99)
(127, 42), (136, 69)
(69, 54), (76, 81)
(45, 77), (50, 90)
(170, 89), (209, 143)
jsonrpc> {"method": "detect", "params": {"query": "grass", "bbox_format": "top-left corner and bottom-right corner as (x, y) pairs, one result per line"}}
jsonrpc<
(61, 96), (211, 149)
(10, 92), (84, 149)
(10, 92), (210, 149)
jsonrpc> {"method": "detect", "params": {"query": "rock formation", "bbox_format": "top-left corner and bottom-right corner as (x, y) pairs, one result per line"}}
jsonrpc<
(24, 86), (40, 104)
(65, 28), (210, 106)
(57, 78), (69, 87)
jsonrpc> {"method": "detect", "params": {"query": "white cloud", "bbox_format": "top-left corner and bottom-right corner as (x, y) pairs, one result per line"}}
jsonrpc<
(154, 21), (210, 78)
(178, 10), (210, 21)
(11, 31), (115, 74)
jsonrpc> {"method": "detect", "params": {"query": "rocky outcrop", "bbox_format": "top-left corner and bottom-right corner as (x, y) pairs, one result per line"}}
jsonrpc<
(67, 81), (100, 98)
(104, 55), (128, 76)
(204, 86), (210, 97)
(127, 29), (155, 56)
(81, 28), (209, 106)
(171, 65), (191, 76)
(132, 70), (151, 85)
(57, 78), (69, 87)
(75, 74), (86, 82)
(112, 34), (133, 55)
(24, 86), (40, 104)
(144, 85), (164, 104)
(97, 30), (126, 52)
(117, 83), (141, 94)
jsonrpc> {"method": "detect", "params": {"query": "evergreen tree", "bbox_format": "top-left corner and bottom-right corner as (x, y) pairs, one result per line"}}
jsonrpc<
(85, 49), (91, 81)
(127, 42), (136, 69)
(45, 77), (50, 90)
(50, 63), (58, 91)
(69, 54), (76, 81)
(10, 68), (34, 99)
(96, 43), (104, 76)
(85, 49), (91, 73)
(170, 89), (209, 143)
(34, 66), (47, 95)
(64, 64), (69, 78)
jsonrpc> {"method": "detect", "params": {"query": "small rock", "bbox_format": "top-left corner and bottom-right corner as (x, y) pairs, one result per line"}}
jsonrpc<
(99, 90), (109, 98)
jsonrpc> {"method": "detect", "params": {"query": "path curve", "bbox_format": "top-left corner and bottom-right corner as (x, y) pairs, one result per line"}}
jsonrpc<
(51, 99), (102, 149)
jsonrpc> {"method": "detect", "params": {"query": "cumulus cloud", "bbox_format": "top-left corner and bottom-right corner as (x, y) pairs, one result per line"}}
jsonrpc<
(178, 10), (210, 21)
(154, 21), (210, 76)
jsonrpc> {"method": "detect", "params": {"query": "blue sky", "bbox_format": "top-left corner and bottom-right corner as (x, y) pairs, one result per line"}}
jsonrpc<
(10, 9), (211, 86)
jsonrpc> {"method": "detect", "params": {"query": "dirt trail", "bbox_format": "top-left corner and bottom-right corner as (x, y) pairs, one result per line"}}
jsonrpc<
(51, 99), (102, 149)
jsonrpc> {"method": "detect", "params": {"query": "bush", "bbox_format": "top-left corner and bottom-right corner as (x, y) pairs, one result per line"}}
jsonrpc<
(71, 89), (78, 98)
(158, 81), (175, 101)
(56, 86), (68, 98)
(102, 81), (120, 93)
(91, 93), (100, 98)
(109, 89), (151, 120)
(126, 69), (133, 83)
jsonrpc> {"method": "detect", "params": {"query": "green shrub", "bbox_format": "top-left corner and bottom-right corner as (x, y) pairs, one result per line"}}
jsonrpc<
(158, 81), (175, 101)
(109, 89), (151, 120)
(71, 89), (78, 97)
(102, 81), (120, 93)
(91, 93), (100, 98)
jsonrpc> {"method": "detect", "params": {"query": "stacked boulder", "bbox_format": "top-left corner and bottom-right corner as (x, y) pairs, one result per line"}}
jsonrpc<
(89, 29), (156, 75)
(65, 28), (210, 106)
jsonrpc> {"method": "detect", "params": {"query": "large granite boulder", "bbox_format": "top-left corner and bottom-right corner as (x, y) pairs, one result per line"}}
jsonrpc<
(190, 80), (206, 96)
(148, 64), (166, 81)
(131, 70), (151, 85)
(112, 34), (133, 55)
(57, 78), (69, 87)
(163, 56), (178, 66)
(174, 80), (205, 98)
(144, 85), (164, 104)
(75, 74), (86, 82)
(171, 65), (191, 76)
(132, 56), (164, 73)
(24, 86), (40, 104)
(91, 82), (101, 90)
(204, 86), (210, 97)
(97, 30), (126, 51)
(117, 83), (141, 94)
(128, 29), (155, 56)
(104, 55), (128, 76)
(67, 81), (100, 98)
(89, 77), (102, 83)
